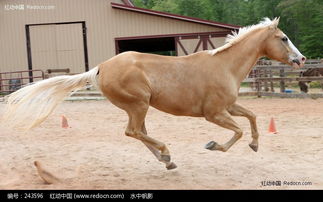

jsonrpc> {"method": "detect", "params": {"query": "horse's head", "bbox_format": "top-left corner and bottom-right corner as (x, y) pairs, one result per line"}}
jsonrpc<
(263, 18), (306, 69)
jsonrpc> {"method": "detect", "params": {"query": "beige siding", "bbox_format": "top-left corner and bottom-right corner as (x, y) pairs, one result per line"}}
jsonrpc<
(210, 37), (227, 49)
(29, 23), (85, 73)
(30, 25), (57, 71)
(111, 10), (227, 38)
(0, 0), (231, 74)
(55, 23), (84, 73)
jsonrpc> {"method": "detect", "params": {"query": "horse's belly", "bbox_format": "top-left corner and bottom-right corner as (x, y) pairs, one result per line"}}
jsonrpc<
(149, 94), (204, 117)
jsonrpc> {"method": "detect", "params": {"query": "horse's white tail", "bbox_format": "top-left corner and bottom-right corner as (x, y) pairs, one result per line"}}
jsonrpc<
(2, 66), (100, 130)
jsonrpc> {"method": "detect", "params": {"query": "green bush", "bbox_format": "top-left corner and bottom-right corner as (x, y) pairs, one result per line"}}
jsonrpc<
(309, 81), (322, 88)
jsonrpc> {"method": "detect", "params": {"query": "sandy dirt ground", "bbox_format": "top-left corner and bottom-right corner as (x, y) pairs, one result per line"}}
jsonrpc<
(0, 97), (322, 190)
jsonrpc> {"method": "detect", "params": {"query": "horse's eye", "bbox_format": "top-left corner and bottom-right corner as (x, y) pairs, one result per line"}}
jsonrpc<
(282, 37), (288, 42)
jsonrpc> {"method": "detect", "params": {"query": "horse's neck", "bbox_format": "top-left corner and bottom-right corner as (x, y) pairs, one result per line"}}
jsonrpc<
(220, 29), (268, 84)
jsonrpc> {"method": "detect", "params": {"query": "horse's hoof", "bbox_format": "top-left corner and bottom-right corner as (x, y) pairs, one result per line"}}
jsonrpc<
(249, 144), (258, 152)
(161, 154), (171, 162)
(205, 141), (217, 150)
(166, 162), (177, 170)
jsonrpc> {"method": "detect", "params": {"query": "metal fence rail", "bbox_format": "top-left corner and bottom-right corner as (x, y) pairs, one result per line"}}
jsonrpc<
(0, 69), (44, 96)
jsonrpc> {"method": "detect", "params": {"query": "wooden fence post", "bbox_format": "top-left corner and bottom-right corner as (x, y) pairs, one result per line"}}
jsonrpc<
(270, 69), (274, 92)
(264, 69), (269, 92)
(280, 68), (285, 93)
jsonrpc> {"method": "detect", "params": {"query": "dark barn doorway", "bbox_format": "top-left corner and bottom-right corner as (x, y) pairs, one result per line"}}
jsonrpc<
(116, 37), (176, 56)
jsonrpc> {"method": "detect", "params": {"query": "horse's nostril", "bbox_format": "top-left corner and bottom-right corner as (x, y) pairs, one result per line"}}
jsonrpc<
(301, 57), (306, 61)
(292, 59), (300, 65)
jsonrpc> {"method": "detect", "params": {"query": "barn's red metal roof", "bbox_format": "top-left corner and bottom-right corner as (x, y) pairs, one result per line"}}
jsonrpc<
(111, 3), (240, 30)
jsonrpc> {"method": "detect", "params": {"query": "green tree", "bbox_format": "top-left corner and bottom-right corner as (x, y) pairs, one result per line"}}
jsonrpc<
(278, 0), (323, 58)
(132, 0), (157, 8)
(151, 0), (179, 13)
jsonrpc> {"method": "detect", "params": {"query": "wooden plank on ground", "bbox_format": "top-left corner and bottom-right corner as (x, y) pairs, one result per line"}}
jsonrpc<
(254, 64), (323, 70)
(259, 92), (323, 98)
(255, 77), (323, 82)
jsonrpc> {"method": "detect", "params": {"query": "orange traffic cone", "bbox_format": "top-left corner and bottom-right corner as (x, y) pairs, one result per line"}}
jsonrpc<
(61, 115), (69, 129)
(268, 117), (277, 134)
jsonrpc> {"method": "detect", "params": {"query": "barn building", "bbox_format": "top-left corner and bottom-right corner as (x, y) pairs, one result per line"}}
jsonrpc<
(0, 0), (239, 88)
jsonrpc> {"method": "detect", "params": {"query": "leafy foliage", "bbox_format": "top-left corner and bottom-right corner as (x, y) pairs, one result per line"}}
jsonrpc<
(132, 0), (322, 58)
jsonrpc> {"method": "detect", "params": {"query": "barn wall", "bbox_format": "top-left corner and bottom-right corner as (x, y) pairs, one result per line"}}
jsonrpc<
(0, 0), (113, 73)
(0, 0), (231, 74)
(29, 23), (85, 73)
(110, 9), (227, 37)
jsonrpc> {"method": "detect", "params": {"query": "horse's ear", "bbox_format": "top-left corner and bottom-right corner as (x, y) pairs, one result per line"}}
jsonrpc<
(270, 17), (280, 29)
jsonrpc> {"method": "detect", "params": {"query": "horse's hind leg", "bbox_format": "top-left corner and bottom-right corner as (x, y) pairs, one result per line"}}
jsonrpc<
(125, 104), (176, 170)
(141, 122), (177, 170)
(227, 103), (259, 152)
(141, 122), (161, 160)
(204, 110), (243, 152)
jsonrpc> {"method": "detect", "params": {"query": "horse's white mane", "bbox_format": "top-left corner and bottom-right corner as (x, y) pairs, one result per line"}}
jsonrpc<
(208, 17), (280, 55)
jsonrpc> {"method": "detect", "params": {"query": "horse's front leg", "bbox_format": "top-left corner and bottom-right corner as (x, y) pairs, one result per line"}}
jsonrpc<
(204, 110), (243, 152)
(227, 103), (259, 152)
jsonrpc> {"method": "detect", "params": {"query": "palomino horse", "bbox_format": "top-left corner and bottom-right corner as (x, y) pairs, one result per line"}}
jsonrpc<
(3, 18), (306, 170)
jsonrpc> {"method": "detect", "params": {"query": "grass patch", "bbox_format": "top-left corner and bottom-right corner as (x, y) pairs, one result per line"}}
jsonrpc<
(309, 81), (322, 88)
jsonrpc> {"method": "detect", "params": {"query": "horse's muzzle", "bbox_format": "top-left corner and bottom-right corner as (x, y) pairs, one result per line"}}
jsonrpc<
(292, 56), (306, 69)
